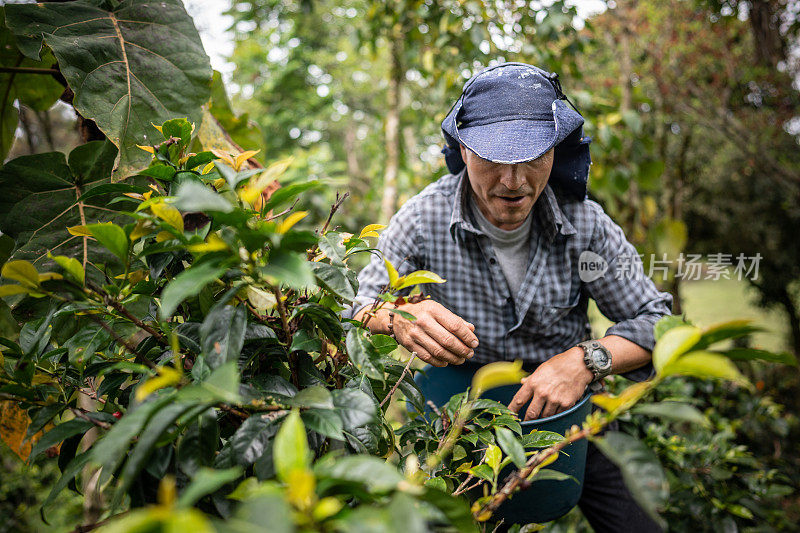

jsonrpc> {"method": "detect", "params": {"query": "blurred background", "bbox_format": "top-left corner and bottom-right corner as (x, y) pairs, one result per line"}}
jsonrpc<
(3, 0), (799, 530)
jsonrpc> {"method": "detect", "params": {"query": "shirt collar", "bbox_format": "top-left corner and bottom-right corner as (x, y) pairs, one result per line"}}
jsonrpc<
(449, 168), (577, 242)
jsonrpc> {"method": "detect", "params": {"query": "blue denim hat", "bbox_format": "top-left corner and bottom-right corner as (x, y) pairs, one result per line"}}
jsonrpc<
(441, 62), (591, 199)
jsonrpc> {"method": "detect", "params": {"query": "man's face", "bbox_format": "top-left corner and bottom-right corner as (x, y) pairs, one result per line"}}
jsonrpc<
(460, 144), (555, 231)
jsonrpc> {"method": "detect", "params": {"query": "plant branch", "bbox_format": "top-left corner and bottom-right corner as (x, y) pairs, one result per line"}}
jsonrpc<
(101, 293), (168, 345)
(69, 407), (112, 430)
(0, 66), (60, 75)
(380, 352), (417, 408)
(84, 313), (157, 370)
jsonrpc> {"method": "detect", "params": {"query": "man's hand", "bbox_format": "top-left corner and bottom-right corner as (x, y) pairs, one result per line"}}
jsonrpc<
(393, 300), (479, 367)
(508, 347), (593, 421)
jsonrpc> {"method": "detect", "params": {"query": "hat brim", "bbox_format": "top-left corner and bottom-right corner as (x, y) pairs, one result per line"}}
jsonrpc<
(456, 118), (557, 164)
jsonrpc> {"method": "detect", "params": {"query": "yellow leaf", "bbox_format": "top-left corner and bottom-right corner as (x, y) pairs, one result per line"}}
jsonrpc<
(130, 220), (153, 241)
(187, 234), (229, 253)
(471, 500), (493, 522)
(158, 475), (176, 507)
(394, 270), (446, 291)
(135, 366), (182, 402)
(1, 260), (40, 288)
(276, 211), (307, 234)
(234, 149), (261, 171)
(652, 325), (701, 373)
(470, 360), (527, 399)
(359, 223), (386, 239)
(383, 258), (400, 289)
(38, 272), (63, 283)
(123, 192), (144, 200)
(155, 231), (173, 243)
(239, 158), (292, 206)
(150, 122), (164, 134)
(114, 269), (148, 286)
(67, 225), (92, 237)
(142, 190), (153, 200)
(260, 156), (293, 182)
(591, 381), (651, 415)
(210, 149), (235, 169)
(151, 203), (184, 233)
(0, 285), (29, 297)
(285, 469), (316, 510)
(485, 443), (502, 476)
(202, 162), (216, 175)
(312, 497), (343, 522)
(136, 144), (155, 154)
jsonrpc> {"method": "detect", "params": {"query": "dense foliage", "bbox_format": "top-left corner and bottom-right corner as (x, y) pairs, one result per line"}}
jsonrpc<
(0, 1), (798, 532)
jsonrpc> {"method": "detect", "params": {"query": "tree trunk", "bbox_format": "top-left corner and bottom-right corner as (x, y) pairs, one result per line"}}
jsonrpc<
(748, 0), (785, 69)
(380, 29), (403, 224)
(777, 286), (800, 356)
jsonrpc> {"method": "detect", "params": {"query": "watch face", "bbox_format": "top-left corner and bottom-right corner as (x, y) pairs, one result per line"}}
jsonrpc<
(593, 349), (611, 369)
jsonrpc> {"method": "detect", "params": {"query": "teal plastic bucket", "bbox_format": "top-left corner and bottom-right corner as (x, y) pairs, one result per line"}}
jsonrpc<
(413, 363), (592, 524)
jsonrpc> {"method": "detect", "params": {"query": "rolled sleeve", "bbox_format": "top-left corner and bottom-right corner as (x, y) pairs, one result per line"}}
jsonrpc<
(344, 198), (426, 320)
(584, 206), (673, 381)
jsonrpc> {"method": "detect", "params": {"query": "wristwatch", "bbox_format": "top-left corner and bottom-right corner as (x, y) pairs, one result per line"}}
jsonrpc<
(577, 340), (613, 383)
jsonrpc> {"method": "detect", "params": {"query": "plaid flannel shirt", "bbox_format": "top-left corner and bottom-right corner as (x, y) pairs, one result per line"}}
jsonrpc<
(348, 169), (673, 381)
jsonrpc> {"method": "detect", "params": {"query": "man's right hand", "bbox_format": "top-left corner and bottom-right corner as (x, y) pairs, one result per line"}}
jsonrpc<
(391, 300), (479, 367)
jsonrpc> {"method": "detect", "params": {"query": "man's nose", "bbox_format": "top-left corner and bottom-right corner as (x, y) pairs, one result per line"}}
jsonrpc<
(499, 164), (525, 190)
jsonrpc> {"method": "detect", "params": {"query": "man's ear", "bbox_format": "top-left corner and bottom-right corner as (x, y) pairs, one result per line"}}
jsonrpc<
(459, 143), (467, 161)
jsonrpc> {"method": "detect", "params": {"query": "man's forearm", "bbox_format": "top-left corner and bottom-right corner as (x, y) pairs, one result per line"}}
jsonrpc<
(597, 334), (652, 375)
(353, 305), (394, 335)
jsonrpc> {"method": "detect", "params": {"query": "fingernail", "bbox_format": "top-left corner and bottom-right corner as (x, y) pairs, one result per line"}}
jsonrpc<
(467, 350), (474, 358)
(470, 340), (479, 348)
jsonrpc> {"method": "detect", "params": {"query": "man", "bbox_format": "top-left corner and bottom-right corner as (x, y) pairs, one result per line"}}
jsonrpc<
(350, 62), (671, 531)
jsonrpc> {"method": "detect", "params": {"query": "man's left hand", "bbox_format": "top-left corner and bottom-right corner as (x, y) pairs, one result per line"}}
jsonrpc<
(508, 347), (594, 421)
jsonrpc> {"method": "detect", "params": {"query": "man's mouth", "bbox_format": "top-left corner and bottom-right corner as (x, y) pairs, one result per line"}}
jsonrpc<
(497, 195), (526, 206)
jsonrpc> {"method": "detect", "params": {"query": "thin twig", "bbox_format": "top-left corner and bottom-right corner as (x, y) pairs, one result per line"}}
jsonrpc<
(102, 293), (168, 345)
(84, 313), (157, 370)
(0, 66), (60, 75)
(264, 198), (299, 221)
(69, 407), (111, 430)
(306, 192), (350, 260)
(380, 352), (417, 408)
(452, 473), (477, 496)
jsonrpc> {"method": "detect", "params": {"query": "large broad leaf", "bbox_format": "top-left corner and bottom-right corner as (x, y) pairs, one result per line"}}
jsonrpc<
(5, 0), (212, 178)
(273, 409), (311, 483)
(0, 8), (63, 161)
(592, 431), (668, 529)
(0, 142), (133, 269)
(200, 304), (248, 369)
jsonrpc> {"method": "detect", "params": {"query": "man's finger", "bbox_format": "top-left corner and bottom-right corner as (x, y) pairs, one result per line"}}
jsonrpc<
(433, 308), (479, 349)
(524, 395), (546, 421)
(540, 401), (559, 419)
(508, 383), (533, 414)
(412, 344), (447, 367)
(423, 319), (474, 359)
(412, 331), (466, 365)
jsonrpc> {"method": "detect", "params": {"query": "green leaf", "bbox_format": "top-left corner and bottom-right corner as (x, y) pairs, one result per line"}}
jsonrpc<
(0, 8), (63, 160)
(530, 468), (577, 484)
(631, 402), (709, 427)
(332, 388), (378, 430)
(652, 325), (701, 373)
(176, 467), (243, 508)
(229, 414), (282, 467)
(87, 222), (129, 262)
(653, 315), (688, 341)
(721, 347), (797, 366)
(42, 452), (92, 519)
(273, 409), (311, 483)
(292, 303), (343, 343)
(318, 232), (346, 263)
(484, 443), (502, 476)
(661, 350), (750, 386)
(159, 261), (227, 319)
(592, 431), (668, 528)
(314, 455), (404, 492)
(346, 327), (384, 380)
(291, 386), (334, 409)
(693, 319), (764, 350)
(174, 181), (234, 213)
(301, 408), (344, 440)
(112, 403), (197, 509)
(262, 250), (315, 290)
(469, 463), (494, 482)
(521, 430), (563, 449)
(200, 305), (247, 369)
(495, 427), (526, 468)
(261, 181), (321, 213)
(0, 144), (128, 268)
(310, 262), (355, 302)
(5, 0), (212, 178)
(418, 487), (478, 533)
(48, 253), (85, 285)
